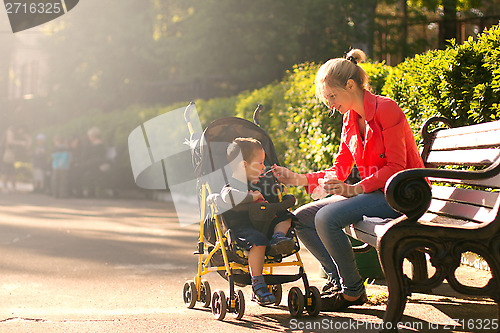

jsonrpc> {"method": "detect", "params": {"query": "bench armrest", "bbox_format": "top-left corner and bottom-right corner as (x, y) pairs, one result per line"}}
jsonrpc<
(385, 168), (432, 220)
(385, 158), (500, 220)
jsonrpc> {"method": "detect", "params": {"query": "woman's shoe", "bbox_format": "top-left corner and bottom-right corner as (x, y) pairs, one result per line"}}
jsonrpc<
(321, 291), (368, 311)
(321, 280), (342, 295)
(252, 282), (276, 305)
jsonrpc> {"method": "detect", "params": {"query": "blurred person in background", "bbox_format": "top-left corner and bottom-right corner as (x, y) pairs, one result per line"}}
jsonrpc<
(51, 135), (71, 198)
(67, 135), (85, 197)
(81, 127), (108, 197)
(1, 125), (31, 192)
(32, 133), (49, 193)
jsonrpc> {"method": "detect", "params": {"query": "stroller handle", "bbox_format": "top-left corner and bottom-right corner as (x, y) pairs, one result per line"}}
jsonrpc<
(253, 104), (264, 126)
(184, 101), (196, 135)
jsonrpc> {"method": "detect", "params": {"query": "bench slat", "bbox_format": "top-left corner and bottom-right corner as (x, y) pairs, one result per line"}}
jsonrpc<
(428, 198), (497, 223)
(431, 185), (499, 208)
(432, 122), (500, 151)
(432, 129), (500, 150)
(429, 173), (500, 189)
(426, 148), (500, 166)
(419, 212), (481, 226)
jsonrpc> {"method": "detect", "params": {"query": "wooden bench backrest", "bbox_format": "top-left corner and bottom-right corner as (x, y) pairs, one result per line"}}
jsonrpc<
(420, 118), (500, 225)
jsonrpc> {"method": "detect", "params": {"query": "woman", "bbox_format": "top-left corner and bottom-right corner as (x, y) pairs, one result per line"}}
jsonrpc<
(272, 49), (425, 310)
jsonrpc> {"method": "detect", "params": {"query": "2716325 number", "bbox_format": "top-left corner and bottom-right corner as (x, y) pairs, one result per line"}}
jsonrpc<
(5, 2), (62, 14)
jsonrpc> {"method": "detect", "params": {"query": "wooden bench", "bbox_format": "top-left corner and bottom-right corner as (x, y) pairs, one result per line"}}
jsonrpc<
(345, 116), (500, 332)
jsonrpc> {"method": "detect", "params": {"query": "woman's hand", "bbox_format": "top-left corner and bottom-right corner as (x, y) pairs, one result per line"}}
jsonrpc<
(323, 179), (364, 198)
(271, 164), (308, 186)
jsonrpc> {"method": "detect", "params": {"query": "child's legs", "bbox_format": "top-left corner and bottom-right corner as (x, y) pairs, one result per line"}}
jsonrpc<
(232, 227), (270, 277)
(248, 245), (266, 277)
(273, 218), (291, 235)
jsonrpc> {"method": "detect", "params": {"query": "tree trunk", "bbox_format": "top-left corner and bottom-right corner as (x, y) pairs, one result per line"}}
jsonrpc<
(401, 0), (408, 58)
(351, 0), (378, 57)
(439, 0), (458, 48)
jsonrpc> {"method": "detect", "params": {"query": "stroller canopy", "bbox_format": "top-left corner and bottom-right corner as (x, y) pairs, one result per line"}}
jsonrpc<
(194, 117), (280, 180)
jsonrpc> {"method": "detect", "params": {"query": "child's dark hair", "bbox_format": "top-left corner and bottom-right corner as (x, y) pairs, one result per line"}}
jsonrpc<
(227, 137), (263, 163)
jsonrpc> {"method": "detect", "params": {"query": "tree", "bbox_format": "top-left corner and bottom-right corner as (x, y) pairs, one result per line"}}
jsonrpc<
(36, 0), (387, 127)
(41, 0), (163, 122)
(407, 0), (494, 48)
(440, 0), (458, 47)
(153, 0), (356, 97)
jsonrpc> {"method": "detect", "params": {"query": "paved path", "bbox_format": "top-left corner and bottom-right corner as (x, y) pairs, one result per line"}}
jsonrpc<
(0, 191), (497, 332)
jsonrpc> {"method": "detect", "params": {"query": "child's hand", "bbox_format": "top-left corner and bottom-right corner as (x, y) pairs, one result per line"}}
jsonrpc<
(250, 191), (266, 202)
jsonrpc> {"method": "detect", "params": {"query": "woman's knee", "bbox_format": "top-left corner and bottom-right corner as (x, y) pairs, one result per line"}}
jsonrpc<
(315, 205), (343, 233)
(293, 206), (315, 230)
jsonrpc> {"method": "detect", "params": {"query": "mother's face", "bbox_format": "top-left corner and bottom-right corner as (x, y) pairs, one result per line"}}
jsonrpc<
(322, 84), (354, 115)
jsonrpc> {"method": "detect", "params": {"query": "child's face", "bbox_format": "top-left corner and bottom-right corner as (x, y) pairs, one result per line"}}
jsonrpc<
(245, 148), (266, 184)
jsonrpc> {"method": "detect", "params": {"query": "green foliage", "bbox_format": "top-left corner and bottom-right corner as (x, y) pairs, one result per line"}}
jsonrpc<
(234, 82), (287, 156)
(384, 23), (500, 139)
(280, 63), (340, 174)
(195, 96), (238, 127)
(360, 62), (393, 95)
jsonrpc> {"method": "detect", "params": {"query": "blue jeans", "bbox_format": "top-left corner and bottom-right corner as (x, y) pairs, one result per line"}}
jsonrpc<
(293, 191), (401, 297)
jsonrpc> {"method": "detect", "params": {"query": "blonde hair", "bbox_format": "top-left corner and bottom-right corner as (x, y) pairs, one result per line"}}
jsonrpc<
(315, 49), (371, 105)
(227, 137), (263, 163)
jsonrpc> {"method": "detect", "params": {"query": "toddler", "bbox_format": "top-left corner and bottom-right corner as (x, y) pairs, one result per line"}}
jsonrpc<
(220, 137), (294, 305)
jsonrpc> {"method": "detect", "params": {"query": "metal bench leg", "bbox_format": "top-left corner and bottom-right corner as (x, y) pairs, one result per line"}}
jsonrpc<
(382, 274), (410, 332)
(379, 250), (411, 332)
(406, 250), (432, 294)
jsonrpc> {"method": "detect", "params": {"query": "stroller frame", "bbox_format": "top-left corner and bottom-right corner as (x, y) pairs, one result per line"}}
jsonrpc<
(182, 103), (321, 320)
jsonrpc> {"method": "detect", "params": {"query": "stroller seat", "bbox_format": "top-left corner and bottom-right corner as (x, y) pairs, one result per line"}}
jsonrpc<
(206, 192), (300, 264)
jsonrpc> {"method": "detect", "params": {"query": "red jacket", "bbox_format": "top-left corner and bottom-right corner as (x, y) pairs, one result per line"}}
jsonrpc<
(305, 90), (424, 194)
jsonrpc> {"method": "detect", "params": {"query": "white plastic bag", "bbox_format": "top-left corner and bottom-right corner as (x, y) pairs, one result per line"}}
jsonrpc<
(311, 171), (337, 200)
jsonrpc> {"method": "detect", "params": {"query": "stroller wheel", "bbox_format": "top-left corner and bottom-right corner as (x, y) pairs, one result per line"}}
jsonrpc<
(182, 280), (197, 309)
(288, 287), (304, 317)
(305, 286), (321, 317)
(232, 289), (245, 320)
(271, 284), (282, 306)
(211, 290), (227, 321)
(200, 281), (211, 308)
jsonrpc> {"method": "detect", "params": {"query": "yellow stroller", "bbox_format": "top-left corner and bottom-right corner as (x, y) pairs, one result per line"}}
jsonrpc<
(182, 103), (321, 320)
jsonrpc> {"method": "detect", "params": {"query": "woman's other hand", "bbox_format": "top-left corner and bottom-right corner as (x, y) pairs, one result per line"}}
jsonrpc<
(271, 164), (308, 186)
(323, 179), (364, 198)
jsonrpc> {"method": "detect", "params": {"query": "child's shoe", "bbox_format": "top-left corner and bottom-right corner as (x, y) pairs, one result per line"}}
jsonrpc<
(268, 232), (295, 257)
(252, 282), (276, 305)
